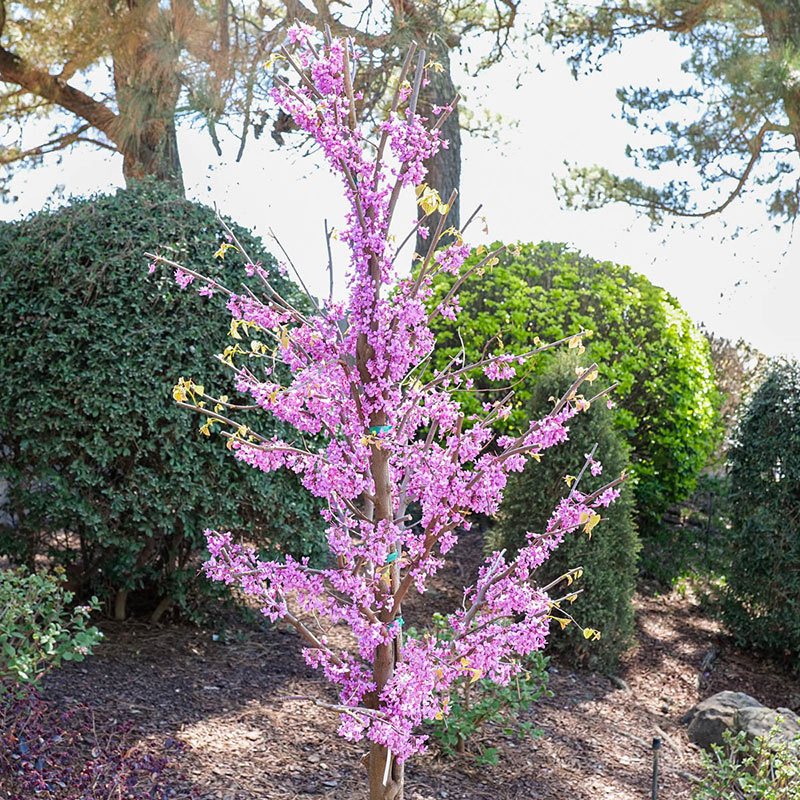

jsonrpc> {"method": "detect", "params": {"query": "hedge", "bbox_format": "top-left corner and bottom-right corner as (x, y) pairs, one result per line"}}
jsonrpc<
(0, 181), (326, 621)
(429, 241), (720, 536)
(489, 354), (639, 670)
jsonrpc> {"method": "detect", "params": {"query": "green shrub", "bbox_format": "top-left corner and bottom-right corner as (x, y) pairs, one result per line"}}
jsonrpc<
(0, 566), (101, 691)
(723, 359), (800, 664)
(692, 728), (800, 800)
(489, 355), (639, 670)
(409, 613), (551, 764)
(429, 242), (720, 537)
(0, 181), (326, 620)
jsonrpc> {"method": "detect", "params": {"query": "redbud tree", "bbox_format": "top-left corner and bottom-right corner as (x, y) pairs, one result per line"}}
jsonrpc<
(148, 25), (624, 800)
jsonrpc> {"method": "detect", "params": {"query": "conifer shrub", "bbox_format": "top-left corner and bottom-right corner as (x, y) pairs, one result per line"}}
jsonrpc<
(0, 181), (325, 620)
(429, 242), (720, 546)
(723, 359), (800, 664)
(489, 355), (639, 670)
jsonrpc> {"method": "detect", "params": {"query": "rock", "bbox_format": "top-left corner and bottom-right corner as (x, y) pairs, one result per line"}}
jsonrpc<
(684, 691), (765, 750)
(735, 706), (800, 747)
(609, 675), (629, 692)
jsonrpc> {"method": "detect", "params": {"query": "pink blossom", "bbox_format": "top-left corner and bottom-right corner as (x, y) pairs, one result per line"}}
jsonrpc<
(187, 25), (624, 767)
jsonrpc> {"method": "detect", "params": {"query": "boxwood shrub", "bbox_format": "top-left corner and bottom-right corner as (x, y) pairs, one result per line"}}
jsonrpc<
(489, 355), (639, 670)
(723, 359), (800, 665)
(0, 181), (326, 620)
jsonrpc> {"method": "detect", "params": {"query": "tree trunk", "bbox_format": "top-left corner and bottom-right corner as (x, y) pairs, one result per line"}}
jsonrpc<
(416, 46), (461, 255)
(114, 587), (128, 621)
(367, 640), (404, 800)
(759, 0), (800, 151)
(111, 2), (185, 194)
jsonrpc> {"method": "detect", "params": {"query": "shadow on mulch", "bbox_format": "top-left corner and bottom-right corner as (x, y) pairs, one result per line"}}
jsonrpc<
(39, 525), (800, 800)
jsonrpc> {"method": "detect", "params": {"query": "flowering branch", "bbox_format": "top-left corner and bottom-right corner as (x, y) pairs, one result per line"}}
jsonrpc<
(151, 24), (625, 799)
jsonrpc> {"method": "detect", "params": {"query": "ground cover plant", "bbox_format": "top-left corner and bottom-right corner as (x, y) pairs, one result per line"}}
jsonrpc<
(149, 25), (625, 799)
(0, 683), (198, 800)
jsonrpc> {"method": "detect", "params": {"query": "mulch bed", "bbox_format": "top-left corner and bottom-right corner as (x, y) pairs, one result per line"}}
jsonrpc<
(39, 528), (800, 799)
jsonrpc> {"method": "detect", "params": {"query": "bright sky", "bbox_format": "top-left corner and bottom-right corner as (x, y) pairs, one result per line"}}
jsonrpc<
(2, 27), (795, 358)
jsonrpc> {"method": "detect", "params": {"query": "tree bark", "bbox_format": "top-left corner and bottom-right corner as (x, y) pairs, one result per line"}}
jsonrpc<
(111, 2), (185, 193)
(415, 47), (461, 255)
(0, 1), (185, 194)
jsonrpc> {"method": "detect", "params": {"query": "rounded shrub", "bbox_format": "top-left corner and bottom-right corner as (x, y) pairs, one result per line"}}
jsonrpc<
(488, 354), (639, 671)
(429, 242), (719, 538)
(0, 181), (326, 620)
(723, 359), (800, 665)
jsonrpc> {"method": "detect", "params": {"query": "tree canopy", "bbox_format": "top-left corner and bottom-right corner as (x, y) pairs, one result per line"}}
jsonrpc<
(539, 0), (800, 224)
(0, 0), (523, 218)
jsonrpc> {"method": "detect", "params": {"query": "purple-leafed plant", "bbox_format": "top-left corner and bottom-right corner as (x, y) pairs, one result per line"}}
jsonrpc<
(0, 683), (199, 800)
(148, 24), (624, 799)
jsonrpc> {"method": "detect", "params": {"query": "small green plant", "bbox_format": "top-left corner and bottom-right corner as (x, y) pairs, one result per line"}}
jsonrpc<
(0, 567), (102, 690)
(692, 728), (800, 800)
(409, 613), (551, 763)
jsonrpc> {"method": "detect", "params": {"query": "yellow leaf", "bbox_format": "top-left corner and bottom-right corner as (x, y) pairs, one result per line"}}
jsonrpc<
(469, 668), (483, 684)
(173, 378), (188, 403)
(583, 627), (598, 640)
(229, 320), (242, 340)
(579, 511), (590, 525)
(439, 203), (449, 216)
(421, 192), (440, 216)
(568, 334), (582, 349)
(584, 513), (601, 536)
(460, 657), (470, 667)
(530, 453), (541, 462)
(564, 475), (576, 487)
(213, 242), (238, 259)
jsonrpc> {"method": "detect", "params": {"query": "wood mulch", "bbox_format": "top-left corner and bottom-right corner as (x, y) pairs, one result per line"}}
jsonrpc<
(41, 528), (800, 799)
